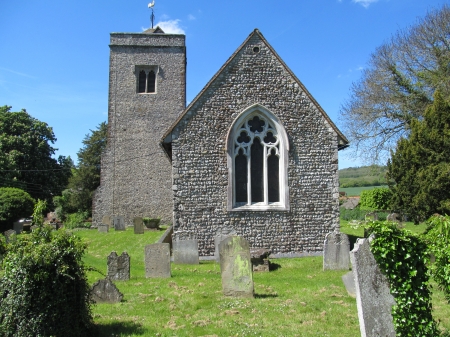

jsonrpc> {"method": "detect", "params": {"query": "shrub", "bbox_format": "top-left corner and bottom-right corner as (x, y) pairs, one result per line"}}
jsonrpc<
(424, 215), (450, 303)
(0, 226), (94, 336)
(359, 187), (392, 211)
(32, 199), (47, 226)
(64, 211), (90, 229)
(0, 187), (34, 224)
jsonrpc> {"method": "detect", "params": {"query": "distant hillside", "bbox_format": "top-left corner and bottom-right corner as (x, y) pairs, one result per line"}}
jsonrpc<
(338, 165), (388, 188)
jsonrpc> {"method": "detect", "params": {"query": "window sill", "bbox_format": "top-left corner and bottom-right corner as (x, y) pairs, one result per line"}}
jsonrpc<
(230, 202), (288, 212)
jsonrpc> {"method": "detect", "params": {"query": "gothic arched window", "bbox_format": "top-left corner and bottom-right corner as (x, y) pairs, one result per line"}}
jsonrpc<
(227, 105), (289, 211)
(136, 67), (157, 94)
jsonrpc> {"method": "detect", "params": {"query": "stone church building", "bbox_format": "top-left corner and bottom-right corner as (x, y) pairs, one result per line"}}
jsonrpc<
(93, 27), (349, 256)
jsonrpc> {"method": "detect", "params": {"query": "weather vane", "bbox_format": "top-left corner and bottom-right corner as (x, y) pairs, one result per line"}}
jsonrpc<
(148, 1), (155, 29)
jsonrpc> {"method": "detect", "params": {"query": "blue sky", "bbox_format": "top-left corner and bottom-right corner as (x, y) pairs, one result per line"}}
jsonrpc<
(0, 0), (446, 169)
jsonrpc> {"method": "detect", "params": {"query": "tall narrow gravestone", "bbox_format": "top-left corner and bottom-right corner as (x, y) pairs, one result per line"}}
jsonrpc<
(113, 216), (125, 231)
(219, 236), (254, 297)
(107, 252), (130, 281)
(350, 238), (395, 337)
(133, 217), (144, 234)
(215, 227), (237, 262)
(173, 231), (199, 265)
(102, 215), (112, 228)
(144, 243), (171, 278)
(323, 232), (350, 270)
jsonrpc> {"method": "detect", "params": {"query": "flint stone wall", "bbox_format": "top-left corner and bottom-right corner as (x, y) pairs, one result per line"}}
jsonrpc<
(171, 33), (340, 256)
(92, 32), (186, 227)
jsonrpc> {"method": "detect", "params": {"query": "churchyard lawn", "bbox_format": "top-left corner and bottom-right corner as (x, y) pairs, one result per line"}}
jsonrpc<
(72, 226), (450, 336)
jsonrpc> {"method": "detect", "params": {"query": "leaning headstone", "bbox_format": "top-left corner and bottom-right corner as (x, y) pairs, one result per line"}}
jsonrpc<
(107, 252), (130, 281)
(90, 278), (123, 303)
(172, 231), (199, 265)
(219, 236), (254, 297)
(102, 215), (112, 228)
(13, 221), (23, 234)
(215, 226), (237, 262)
(323, 232), (350, 270)
(350, 238), (395, 337)
(98, 224), (109, 233)
(133, 217), (144, 234)
(4, 229), (16, 243)
(113, 216), (125, 231)
(342, 271), (356, 298)
(144, 243), (171, 278)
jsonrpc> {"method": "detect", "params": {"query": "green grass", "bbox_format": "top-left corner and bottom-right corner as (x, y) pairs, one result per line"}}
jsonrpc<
(73, 226), (450, 336)
(339, 185), (388, 196)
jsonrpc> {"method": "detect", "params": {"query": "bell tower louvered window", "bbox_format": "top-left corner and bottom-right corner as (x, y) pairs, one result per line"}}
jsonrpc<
(227, 104), (289, 211)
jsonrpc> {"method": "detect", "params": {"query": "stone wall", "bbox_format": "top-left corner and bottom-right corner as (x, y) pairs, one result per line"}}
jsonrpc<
(92, 32), (186, 226)
(170, 32), (341, 256)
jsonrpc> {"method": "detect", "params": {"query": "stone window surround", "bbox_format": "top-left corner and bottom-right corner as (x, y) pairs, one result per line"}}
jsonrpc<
(227, 104), (290, 212)
(135, 65), (159, 94)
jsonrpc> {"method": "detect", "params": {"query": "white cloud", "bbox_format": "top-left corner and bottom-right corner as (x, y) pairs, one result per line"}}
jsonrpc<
(188, 14), (196, 21)
(353, 0), (378, 8)
(154, 19), (185, 34)
(0, 67), (37, 79)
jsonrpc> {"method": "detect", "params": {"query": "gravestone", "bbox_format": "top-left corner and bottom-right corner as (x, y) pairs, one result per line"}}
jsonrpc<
(98, 224), (109, 233)
(215, 226), (237, 262)
(4, 229), (16, 243)
(219, 236), (254, 297)
(387, 213), (402, 223)
(90, 278), (123, 303)
(365, 212), (378, 221)
(350, 238), (395, 337)
(102, 215), (112, 228)
(30, 225), (38, 231)
(323, 232), (350, 270)
(172, 231), (199, 264)
(13, 221), (23, 234)
(113, 216), (125, 231)
(133, 217), (144, 234)
(107, 252), (130, 281)
(250, 248), (271, 272)
(144, 243), (171, 278)
(342, 271), (356, 298)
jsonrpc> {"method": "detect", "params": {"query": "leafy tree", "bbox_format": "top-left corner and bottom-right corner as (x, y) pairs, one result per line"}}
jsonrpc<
(0, 106), (73, 202)
(339, 5), (450, 162)
(0, 187), (35, 228)
(359, 187), (392, 211)
(64, 122), (107, 215)
(387, 91), (450, 223)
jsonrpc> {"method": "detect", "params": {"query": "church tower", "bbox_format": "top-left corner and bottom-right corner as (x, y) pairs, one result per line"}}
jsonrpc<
(93, 27), (186, 226)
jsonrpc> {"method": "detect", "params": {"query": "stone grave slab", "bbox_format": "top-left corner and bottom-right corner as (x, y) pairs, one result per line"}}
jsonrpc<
(144, 243), (171, 278)
(4, 229), (16, 243)
(113, 216), (125, 231)
(133, 217), (144, 234)
(219, 236), (254, 297)
(215, 226), (237, 262)
(107, 252), (130, 281)
(365, 212), (379, 221)
(350, 238), (395, 337)
(98, 224), (109, 233)
(90, 278), (123, 303)
(13, 222), (23, 234)
(102, 215), (112, 228)
(250, 248), (271, 272)
(323, 232), (350, 270)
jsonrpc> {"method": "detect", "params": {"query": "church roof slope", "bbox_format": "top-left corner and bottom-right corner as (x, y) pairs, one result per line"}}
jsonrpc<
(161, 28), (349, 149)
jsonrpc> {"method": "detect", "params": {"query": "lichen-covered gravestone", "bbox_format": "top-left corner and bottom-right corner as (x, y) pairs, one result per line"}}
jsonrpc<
(113, 216), (125, 231)
(4, 229), (16, 243)
(102, 215), (112, 228)
(350, 238), (395, 337)
(98, 224), (109, 233)
(144, 243), (171, 278)
(90, 278), (123, 303)
(133, 217), (144, 234)
(323, 232), (350, 270)
(215, 226), (237, 262)
(219, 236), (254, 297)
(107, 251), (130, 281)
(172, 230), (199, 265)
